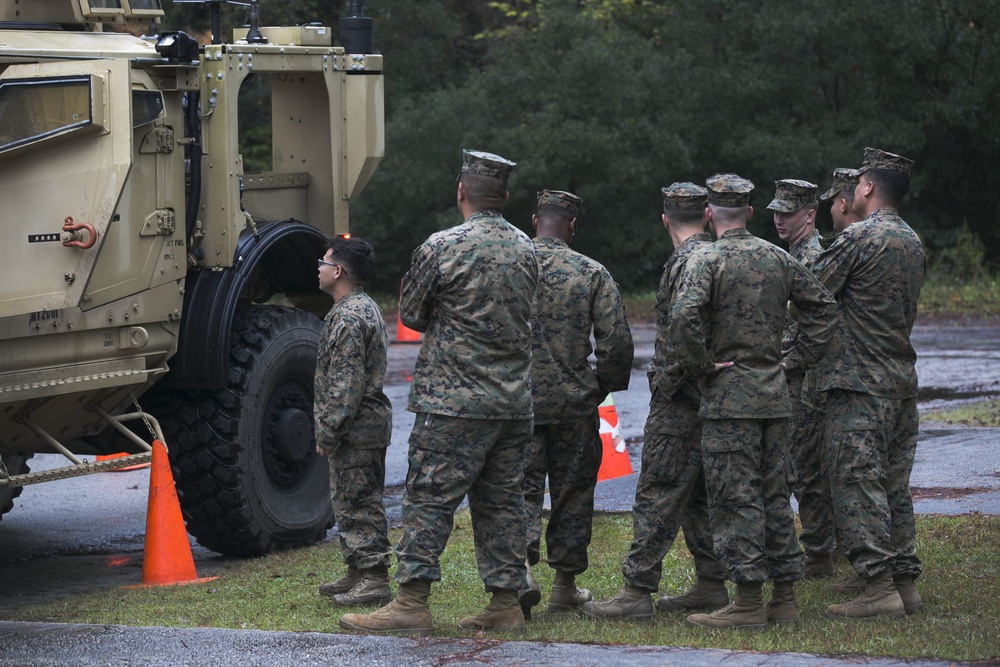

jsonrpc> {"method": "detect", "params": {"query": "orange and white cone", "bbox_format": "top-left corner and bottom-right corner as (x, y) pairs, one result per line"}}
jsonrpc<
(597, 395), (633, 481)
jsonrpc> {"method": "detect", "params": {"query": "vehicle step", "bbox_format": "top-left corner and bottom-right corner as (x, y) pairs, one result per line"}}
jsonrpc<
(0, 452), (153, 488)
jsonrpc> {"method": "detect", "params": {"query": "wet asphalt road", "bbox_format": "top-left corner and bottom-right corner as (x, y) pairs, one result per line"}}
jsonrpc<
(1, 319), (998, 665)
(0, 620), (980, 667)
(387, 320), (1000, 485)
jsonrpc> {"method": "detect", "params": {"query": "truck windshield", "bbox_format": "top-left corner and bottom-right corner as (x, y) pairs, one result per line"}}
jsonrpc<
(0, 77), (92, 152)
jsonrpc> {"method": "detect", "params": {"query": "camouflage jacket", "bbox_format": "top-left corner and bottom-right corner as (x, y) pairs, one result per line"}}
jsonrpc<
(813, 207), (925, 398)
(401, 209), (538, 419)
(647, 232), (713, 434)
(314, 288), (392, 453)
(782, 229), (824, 355)
(529, 237), (633, 424)
(663, 228), (837, 419)
(790, 229), (824, 267)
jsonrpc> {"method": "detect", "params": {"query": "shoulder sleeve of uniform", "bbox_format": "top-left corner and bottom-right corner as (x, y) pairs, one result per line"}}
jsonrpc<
(814, 224), (863, 296)
(658, 252), (713, 396)
(591, 266), (634, 394)
(399, 242), (438, 332)
(781, 258), (837, 373)
(314, 319), (367, 454)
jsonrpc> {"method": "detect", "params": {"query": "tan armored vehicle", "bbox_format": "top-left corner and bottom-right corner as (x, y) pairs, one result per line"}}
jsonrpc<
(0, 0), (384, 555)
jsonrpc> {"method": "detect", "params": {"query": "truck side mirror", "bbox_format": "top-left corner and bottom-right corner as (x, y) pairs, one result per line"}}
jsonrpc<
(155, 31), (200, 63)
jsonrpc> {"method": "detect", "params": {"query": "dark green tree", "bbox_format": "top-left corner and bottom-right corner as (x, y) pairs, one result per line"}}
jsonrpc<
(161, 0), (1000, 290)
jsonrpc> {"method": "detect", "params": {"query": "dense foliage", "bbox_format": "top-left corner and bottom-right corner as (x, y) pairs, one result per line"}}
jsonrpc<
(162, 0), (1000, 293)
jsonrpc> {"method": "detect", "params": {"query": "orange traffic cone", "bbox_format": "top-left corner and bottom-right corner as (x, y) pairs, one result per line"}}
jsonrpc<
(96, 452), (151, 472)
(131, 439), (216, 587)
(597, 395), (633, 481)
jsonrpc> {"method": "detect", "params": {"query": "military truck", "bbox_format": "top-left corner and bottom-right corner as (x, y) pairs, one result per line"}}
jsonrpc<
(0, 0), (384, 556)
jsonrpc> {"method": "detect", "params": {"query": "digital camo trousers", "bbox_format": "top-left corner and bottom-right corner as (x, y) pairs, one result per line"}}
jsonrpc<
(523, 415), (602, 575)
(825, 389), (921, 579)
(623, 427), (727, 591)
(787, 373), (836, 556)
(328, 446), (392, 570)
(701, 417), (803, 584)
(394, 413), (532, 591)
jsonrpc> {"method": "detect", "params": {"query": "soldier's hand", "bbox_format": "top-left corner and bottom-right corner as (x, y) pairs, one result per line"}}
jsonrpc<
(698, 361), (735, 389)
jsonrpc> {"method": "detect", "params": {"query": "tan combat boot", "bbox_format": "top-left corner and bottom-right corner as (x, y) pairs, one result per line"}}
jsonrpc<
(893, 573), (924, 615)
(825, 569), (906, 619)
(339, 580), (434, 636)
(458, 589), (526, 632)
(578, 584), (654, 621)
(830, 571), (866, 596)
(656, 577), (729, 612)
(804, 553), (835, 578)
(329, 566), (392, 607)
(519, 564), (541, 620)
(766, 580), (799, 625)
(319, 566), (361, 597)
(548, 571), (593, 613)
(686, 582), (768, 631)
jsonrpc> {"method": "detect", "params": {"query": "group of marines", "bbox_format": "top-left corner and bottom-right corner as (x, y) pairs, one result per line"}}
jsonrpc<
(311, 145), (925, 635)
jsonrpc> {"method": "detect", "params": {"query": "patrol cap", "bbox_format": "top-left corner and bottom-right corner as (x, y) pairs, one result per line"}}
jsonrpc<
(661, 182), (708, 212)
(706, 173), (754, 207)
(766, 179), (818, 213)
(458, 149), (516, 185)
(849, 147), (914, 177)
(536, 189), (582, 217)
(819, 168), (859, 201)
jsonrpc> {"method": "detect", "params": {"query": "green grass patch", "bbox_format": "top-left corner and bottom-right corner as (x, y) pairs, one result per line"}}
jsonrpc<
(622, 291), (657, 324)
(623, 267), (1000, 325)
(368, 290), (399, 315)
(919, 278), (1000, 322)
(922, 399), (1000, 428)
(9, 512), (1000, 661)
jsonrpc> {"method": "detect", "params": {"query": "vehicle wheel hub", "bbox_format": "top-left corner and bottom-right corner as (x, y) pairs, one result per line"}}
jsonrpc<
(273, 407), (312, 464)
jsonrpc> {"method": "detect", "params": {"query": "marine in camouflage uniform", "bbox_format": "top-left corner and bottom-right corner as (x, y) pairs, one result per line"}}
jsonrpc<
(821, 168), (863, 235)
(665, 174), (837, 630)
(581, 183), (727, 622)
(340, 150), (538, 636)
(313, 237), (393, 607)
(814, 148), (926, 620)
(522, 189), (633, 615)
(768, 179), (838, 577)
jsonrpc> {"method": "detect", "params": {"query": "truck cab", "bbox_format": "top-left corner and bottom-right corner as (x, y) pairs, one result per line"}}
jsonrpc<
(0, 0), (384, 556)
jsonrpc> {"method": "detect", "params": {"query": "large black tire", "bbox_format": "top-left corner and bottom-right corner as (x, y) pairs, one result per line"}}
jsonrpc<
(149, 305), (332, 556)
(0, 453), (31, 523)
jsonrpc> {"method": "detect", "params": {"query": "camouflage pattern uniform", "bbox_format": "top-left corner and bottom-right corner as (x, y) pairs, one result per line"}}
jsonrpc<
(314, 287), (393, 571)
(523, 229), (633, 576)
(662, 175), (837, 585)
(782, 228), (837, 559)
(765, 179), (839, 564)
(625, 229), (726, 591)
(814, 199), (925, 581)
(395, 170), (538, 592)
